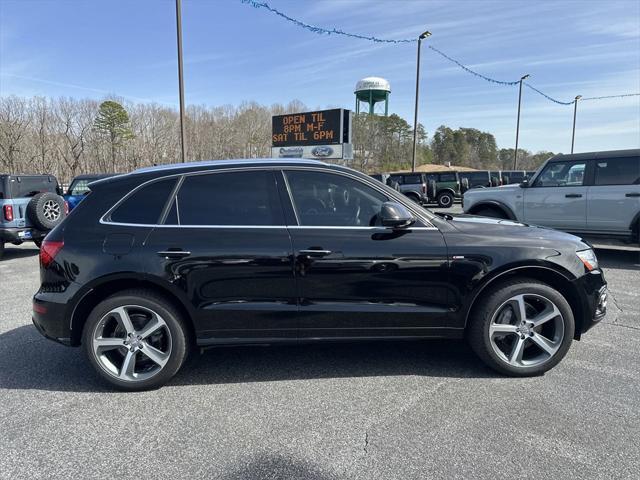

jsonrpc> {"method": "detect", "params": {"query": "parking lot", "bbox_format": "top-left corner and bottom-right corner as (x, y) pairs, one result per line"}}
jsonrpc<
(1, 241), (638, 480)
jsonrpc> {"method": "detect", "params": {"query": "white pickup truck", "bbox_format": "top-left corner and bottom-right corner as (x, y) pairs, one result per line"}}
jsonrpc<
(463, 149), (640, 248)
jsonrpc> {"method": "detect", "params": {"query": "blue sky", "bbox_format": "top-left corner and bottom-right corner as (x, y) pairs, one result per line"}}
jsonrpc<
(1, 0), (639, 154)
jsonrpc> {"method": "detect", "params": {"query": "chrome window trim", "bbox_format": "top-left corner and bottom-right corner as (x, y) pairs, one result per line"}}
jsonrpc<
(100, 164), (437, 230)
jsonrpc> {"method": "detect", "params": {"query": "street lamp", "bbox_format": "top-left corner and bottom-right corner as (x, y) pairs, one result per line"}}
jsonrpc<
(176, 0), (186, 163)
(571, 95), (582, 154)
(513, 73), (530, 170)
(411, 30), (431, 173)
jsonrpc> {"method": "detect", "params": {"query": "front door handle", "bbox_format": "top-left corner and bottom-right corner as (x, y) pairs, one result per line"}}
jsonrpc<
(565, 194), (583, 198)
(157, 249), (191, 259)
(299, 249), (332, 257)
(625, 193), (640, 197)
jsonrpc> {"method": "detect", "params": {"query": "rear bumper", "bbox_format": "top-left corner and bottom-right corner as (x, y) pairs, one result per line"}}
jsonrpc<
(0, 227), (47, 243)
(32, 292), (74, 346)
(573, 269), (608, 335)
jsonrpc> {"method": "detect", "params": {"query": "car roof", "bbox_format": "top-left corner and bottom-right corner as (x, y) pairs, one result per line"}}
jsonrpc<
(132, 158), (327, 175)
(88, 158), (335, 189)
(72, 173), (118, 180)
(548, 148), (639, 162)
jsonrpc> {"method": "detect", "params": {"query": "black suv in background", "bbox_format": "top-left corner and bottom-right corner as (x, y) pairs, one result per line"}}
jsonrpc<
(33, 159), (607, 390)
(0, 174), (66, 258)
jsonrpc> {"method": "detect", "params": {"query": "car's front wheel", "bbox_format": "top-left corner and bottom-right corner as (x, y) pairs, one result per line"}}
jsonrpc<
(467, 279), (574, 376)
(83, 290), (189, 391)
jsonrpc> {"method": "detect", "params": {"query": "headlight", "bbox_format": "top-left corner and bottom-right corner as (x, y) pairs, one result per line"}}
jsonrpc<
(576, 248), (598, 271)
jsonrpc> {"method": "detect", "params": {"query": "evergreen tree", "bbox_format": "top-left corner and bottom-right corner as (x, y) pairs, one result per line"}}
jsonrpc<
(93, 100), (134, 165)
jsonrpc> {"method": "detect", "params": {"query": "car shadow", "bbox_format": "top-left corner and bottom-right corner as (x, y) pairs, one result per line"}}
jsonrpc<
(597, 249), (640, 271)
(0, 325), (499, 393)
(0, 245), (39, 260)
(221, 454), (341, 480)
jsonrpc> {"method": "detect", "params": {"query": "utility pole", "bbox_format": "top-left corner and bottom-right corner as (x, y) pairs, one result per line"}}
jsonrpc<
(513, 74), (529, 170)
(571, 95), (581, 154)
(176, 0), (186, 163)
(411, 30), (431, 173)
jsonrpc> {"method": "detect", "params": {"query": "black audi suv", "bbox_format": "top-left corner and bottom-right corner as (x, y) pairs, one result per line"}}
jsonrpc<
(33, 159), (608, 390)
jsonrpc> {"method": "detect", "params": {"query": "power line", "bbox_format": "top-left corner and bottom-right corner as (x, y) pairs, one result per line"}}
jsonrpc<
(240, 0), (640, 106)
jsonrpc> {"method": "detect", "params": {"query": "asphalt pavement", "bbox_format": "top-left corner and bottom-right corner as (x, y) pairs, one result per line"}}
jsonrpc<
(1, 241), (638, 480)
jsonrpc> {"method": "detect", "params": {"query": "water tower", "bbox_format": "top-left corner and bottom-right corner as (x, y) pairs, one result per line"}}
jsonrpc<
(355, 77), (391, 116)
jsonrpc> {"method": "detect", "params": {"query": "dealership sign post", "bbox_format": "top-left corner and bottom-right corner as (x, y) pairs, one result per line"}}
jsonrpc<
(271, 109), (353, 161)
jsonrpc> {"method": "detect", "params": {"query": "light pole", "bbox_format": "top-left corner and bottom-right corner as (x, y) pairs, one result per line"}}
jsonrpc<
(571, 95), (581, 154)
(513, 73), (530, 170)
(411, 30), (431, 173)
(176, 0), (186, 163)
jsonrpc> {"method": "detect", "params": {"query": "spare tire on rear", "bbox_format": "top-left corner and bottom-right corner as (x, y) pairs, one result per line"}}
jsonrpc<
(27, 192), (65, 231)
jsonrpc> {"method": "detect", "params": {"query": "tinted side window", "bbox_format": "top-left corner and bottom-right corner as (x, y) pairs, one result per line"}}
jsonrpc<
(110, 178), (177, 224)
(69, 179), (91, 195)
(286, 170), (388, 227)
(438, 173), (456, 182)
(594, 157), (640, 186)
(403, 175), (422, 184)
(10, 176), (57, 197)
(534, 162), (586, 187)
(175, 170), (283, 226)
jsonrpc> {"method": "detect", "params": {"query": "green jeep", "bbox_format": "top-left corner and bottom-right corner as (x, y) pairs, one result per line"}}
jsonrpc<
(425, 171), (462, 208)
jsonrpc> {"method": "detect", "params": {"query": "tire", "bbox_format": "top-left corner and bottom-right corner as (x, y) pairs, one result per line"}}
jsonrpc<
(27, 192), (65, 231)
(474, 207), (508, 219)
(467, 278), (574, 376)
(437, 191), (454, 208)
(82, 289), (189, 391)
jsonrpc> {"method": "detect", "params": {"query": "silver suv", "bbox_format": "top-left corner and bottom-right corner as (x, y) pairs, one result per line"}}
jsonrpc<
(463, 149), (640, 246)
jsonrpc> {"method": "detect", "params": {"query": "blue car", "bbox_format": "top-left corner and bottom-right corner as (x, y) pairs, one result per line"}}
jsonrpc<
(64, 174), (117, 211)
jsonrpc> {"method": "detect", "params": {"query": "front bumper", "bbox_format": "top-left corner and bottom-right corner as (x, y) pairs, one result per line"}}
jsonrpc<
(0, 227), (46, 243)
(573, 269), (608, 336)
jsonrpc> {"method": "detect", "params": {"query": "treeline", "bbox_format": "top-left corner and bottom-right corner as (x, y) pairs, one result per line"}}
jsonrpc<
(0, 95), (554, 183)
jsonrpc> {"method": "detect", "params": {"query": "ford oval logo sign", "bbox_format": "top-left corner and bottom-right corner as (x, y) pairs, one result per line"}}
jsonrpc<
(311, 146), (333, 157)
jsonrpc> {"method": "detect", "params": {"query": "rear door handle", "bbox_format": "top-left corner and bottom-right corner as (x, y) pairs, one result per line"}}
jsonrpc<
(299, 249), (332, 257)
(625, 193), (640, 197)
(157, 249), (191, 259)
(565, 194), (583, 198)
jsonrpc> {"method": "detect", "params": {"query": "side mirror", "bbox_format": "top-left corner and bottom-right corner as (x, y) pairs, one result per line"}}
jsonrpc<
(380, 201), (416, 229)
(520, 179), (529, 188)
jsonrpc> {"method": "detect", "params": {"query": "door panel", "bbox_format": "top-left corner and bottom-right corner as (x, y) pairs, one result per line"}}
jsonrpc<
(587, 156), (640, 233)
(523, 161), (587, 229)
(281, 169), (451, 338)
(144, 227), (297, 341)
(143, 169), (297, 342)
(290, 226), (451, 337)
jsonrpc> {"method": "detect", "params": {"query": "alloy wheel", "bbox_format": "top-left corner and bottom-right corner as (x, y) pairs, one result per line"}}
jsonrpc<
(91, 305), (172, 382)
(488, 293), (564, 368)
(43, 200), (61, 221)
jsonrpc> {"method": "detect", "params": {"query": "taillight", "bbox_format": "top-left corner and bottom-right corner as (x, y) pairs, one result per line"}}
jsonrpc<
(3, 204), (13, 221)
(40, 239), (64, 268)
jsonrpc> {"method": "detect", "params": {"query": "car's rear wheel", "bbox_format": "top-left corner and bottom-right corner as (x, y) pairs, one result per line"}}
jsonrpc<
(467, 279), (574, 376)
(83, 290), (189, 391)
(437, 192), (454, 208)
